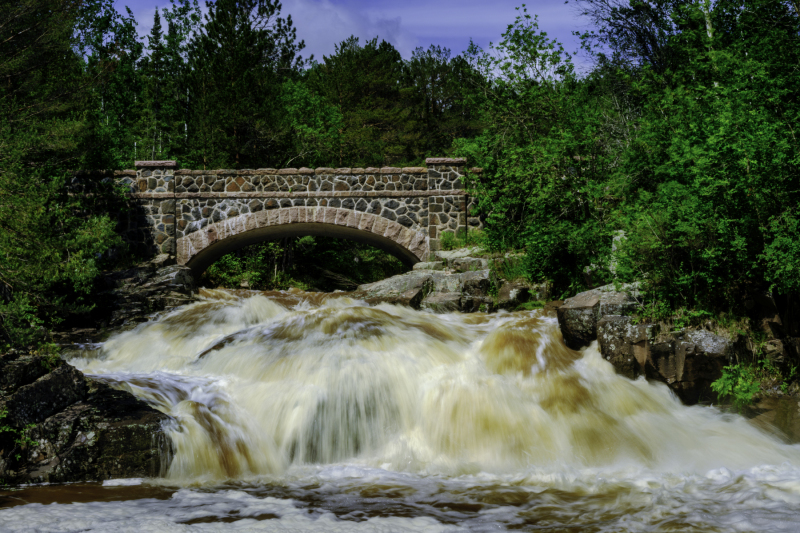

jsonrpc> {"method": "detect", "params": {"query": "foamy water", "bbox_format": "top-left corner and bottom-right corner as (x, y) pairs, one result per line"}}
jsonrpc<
(3, 289), (800, 532)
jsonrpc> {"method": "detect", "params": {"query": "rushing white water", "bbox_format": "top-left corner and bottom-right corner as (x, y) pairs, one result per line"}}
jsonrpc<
(3, 288), (800, 532)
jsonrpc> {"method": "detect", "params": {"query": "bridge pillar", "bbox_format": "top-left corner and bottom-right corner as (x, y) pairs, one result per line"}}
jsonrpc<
(124, 160), (178, 257)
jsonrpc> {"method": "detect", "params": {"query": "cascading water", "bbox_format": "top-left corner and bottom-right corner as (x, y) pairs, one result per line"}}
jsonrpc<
(3, 288), (800, 532)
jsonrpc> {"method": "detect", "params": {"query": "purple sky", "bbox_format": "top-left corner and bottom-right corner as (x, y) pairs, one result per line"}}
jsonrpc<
(118, 0), (592, 63)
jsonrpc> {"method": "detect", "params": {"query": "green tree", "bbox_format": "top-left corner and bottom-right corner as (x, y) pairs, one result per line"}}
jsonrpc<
(185, 0), (307, 168)
(306, 36), (409, 167)
(134, 0), (201, 164)
(0, 0), (124, 346)
(454, 8), (617, 293)
(402, 45), (484, 159)
(614, 0), (800, 309)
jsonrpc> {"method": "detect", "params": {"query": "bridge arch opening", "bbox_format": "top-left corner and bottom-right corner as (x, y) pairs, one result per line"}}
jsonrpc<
(186, 222), (419, 276)
(177, 207), (429, 278)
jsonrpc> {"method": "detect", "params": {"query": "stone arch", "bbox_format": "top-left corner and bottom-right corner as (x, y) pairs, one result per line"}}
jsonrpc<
(176, 206), (429, 275)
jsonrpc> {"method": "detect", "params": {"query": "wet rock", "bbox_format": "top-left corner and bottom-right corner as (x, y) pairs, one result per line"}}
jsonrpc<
(462, 270), (492, 298)
(0, 351), (50, 395)
(597, 317), (738, 404)
(0, 354), (172, 485)
(597, 316), (657, 380)
(421, 293), (462, 313)
(354, 271), (434, 309)
(495, 281), (543, 310)
(432, 247), (482, 265)
(557, 284), (639, 349)
(53, 258), (198, 343)
(744, 396), (800, 443)
(2, 364), (86, 427)
(460, 296), (494, 313)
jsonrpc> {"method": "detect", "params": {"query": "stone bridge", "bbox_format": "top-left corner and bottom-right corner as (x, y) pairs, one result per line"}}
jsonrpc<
(111, 159), (481, 273)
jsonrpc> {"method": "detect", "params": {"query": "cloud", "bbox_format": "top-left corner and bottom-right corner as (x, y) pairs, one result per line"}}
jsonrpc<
(117, 0), (588, 61)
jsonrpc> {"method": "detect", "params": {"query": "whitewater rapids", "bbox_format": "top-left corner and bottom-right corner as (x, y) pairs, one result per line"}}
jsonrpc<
(2, 288), (800, 532)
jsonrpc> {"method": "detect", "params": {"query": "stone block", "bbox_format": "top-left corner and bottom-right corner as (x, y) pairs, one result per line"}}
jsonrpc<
(346, 211), (360, 228)
(384, 221), (403, 242)
(323, 207), (337, 224)
(358, 213), (375, 232)
(371, 216), (388, 236)
(597, 316), (655, 380)
(397, 228), (415, 249)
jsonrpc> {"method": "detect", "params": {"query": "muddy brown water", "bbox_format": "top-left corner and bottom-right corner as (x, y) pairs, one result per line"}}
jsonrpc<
(3, 289), (800, 532)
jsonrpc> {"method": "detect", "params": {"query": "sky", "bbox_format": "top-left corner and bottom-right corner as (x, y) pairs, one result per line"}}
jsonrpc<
(116, 0), (593, 62)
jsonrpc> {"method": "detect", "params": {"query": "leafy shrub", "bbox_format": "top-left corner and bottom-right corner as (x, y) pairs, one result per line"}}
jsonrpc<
(711, 364), (761, 409)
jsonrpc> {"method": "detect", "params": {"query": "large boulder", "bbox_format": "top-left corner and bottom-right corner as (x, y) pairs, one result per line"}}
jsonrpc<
(53, 257), (198, 344)
(597, 317), (739, 404)
(597, 315), (657, 380)
(412, 261), (446, 271)
(0, 351), (172, 485)
(421, 292), (462, 313)
(354, 271), (434, 309)
(451, 257), (488, 272)
(557, 284), (639, 349)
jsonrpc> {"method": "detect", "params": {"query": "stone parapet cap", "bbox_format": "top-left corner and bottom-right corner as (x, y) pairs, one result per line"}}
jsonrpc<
(130, 189), (468, 199)
(425, 158), (466, 165)
(152, 165), (454, 175)
(469, 167), (483, 174)
(135, 160), (177, 168)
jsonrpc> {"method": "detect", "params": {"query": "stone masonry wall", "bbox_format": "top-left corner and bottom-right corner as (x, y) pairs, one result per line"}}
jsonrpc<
(110, 159), (482, 266)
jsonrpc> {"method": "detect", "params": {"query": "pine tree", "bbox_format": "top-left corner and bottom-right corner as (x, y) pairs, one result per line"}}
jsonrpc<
(403, 45), (484, 159)
(0, 0), (124, 345)
(137, 9), (166, 161)
(185, 0), (306, 168)
(307, 37), (408, 167)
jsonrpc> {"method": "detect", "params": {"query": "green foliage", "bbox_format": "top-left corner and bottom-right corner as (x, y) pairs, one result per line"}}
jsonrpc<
(712, 363), (761, 409)
(0, 408), (39, 461)
(0, 0), (127, 347)
(440, 232), (459, 251)
(612, 0), (800, 311)
(516, 301), (545, 311)
(494, 256), (529, 283)
(456, 0), (800, 316)
(712, 356), (797, 409)
(184, 0), (307, 168)
(454, 7), (618, 294)
(201, 236), (405, 292)
(33, 343), (63, 371)
(439, 228), (486, 252)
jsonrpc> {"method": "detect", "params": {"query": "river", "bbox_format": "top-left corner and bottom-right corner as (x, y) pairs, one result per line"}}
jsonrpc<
(2, 289), (800, 531)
